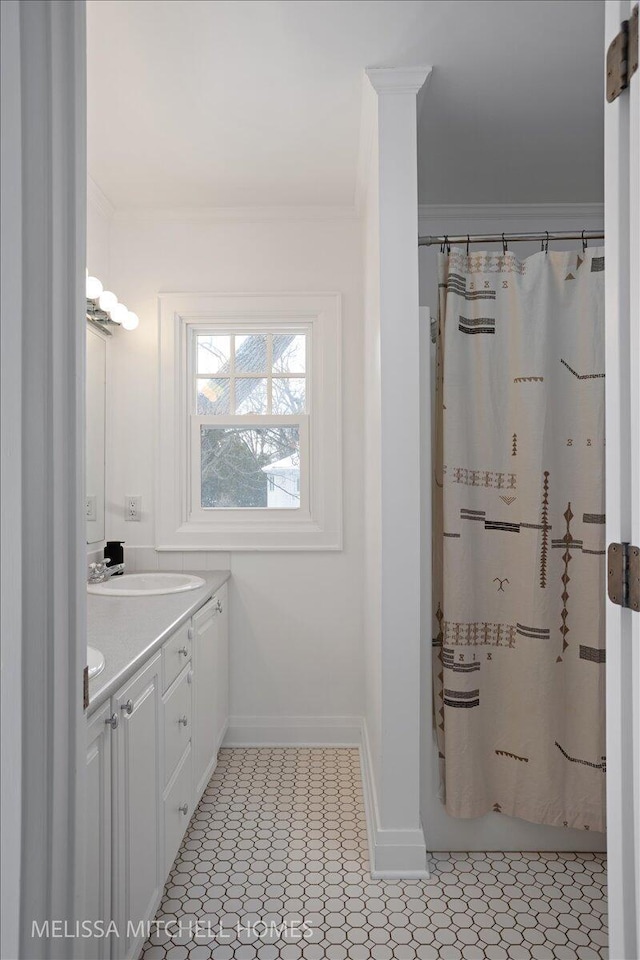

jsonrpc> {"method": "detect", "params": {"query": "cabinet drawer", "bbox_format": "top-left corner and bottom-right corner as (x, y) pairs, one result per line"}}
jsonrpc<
(162, 621), (191, 692)
(164, 744), (192, 875)
(163, 665), (192, 784)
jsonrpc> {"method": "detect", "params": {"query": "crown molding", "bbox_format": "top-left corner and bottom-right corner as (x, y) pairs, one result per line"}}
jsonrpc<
(111, 204), (359, 224)
(418, 202), (604, 231)
(365, 65), (432, 95)
(87, 175), (115, 221)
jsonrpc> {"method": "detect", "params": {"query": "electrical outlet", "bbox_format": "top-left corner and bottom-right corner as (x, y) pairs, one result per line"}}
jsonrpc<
(85, 495), (97, 521)
(125, 495), (142, 522)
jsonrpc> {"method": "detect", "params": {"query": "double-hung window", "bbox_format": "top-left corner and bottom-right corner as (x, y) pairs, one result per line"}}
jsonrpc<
(191, 328), (309, 514)
(158, 294), (342, 550)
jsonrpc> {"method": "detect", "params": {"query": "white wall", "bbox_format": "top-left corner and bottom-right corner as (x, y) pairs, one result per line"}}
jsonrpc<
(103, 212), (365, 731)
(418, 203), (607, 852)
(87, 177), (111, 284)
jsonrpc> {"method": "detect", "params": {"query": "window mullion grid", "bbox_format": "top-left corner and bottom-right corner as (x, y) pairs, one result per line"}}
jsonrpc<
(191, 332), (199, 415)
(230, 335), (236, 414)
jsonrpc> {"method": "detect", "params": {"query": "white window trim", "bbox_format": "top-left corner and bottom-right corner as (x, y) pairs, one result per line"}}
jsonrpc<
(157, 292), (342, 550)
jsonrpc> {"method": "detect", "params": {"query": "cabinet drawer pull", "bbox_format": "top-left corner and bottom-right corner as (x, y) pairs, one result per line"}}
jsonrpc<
(178, 715), (188, 727)
(105, 713), (118, 730)
(178, 646), (189, 657)
(121, 699), (133, 715)
(187, 627), (193, 640)
(178, 804), (188, 815)
(216, 598), (223, 614)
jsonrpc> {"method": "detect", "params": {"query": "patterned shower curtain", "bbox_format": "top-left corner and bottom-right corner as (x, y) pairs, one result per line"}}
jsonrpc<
(432, 245), (606, 832)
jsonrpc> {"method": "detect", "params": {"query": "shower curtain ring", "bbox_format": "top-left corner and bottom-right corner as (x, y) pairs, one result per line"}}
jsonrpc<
(582, 230), (588, 253)
(502, 233), (507, 255)
(445, 235), (451, 254)
(544, 231), (550, 254)
(466, 235), (470, 255)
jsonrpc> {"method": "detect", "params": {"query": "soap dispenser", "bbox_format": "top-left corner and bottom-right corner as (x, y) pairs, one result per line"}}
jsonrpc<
(104, 540), (125, 573)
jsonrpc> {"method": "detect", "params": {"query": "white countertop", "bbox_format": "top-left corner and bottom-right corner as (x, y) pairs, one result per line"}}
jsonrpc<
(86, 570), (230, 716)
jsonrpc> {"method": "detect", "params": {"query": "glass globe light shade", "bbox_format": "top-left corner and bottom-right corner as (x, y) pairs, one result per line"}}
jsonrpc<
(98, 290), (117, 313)
(110, 302), (129, 325)
(86, 276), (103, 300)
(122, 311), (139, 331)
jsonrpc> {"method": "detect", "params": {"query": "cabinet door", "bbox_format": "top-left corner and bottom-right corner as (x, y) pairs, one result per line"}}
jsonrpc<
(215, 583), (229, 749)
(163, 663), (192, 787)
(163, 743), (193, 876)
(112, 653), (163, 960)
(84, 703), (112, 960)
(192, 598), (220, 802)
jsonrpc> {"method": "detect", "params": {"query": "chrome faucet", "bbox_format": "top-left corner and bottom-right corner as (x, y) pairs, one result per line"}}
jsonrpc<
(88, 558), (125, 583)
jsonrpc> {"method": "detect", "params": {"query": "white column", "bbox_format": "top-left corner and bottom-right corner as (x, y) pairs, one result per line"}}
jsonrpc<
(364, 65), (431, 874)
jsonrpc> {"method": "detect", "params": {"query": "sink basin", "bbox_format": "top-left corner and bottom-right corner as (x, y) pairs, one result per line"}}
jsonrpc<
(87, 646), (105, 679)
(87, 572), (206, 596)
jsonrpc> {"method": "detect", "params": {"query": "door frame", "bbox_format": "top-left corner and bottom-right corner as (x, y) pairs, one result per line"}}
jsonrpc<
(0, 2), (87, 958)
(604, 2), (640, 958)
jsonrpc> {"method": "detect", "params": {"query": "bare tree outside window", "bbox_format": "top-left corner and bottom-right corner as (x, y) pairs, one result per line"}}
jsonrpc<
(194, 331), (306, 509)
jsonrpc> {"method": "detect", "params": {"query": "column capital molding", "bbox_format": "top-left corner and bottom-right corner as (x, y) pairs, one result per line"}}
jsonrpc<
(365, 65), (432, 96)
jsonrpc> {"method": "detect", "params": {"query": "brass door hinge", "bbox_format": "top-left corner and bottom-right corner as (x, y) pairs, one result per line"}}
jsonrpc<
(608, 542), (640, 611)
(83, 665), (89, 710)
(607, 3), (638, 102)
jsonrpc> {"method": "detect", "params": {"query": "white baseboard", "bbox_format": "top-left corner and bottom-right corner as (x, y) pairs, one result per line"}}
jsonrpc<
(222, 715), (429, 877)
(223, 715), (363, 747)
(359, 722), (430, 879)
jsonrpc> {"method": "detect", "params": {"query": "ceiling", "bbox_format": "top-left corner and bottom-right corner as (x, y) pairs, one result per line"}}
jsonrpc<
(87, 0), (604, 209)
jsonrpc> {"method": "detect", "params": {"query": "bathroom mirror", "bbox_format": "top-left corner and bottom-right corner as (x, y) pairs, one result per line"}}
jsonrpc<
(86, 326), (106, 544)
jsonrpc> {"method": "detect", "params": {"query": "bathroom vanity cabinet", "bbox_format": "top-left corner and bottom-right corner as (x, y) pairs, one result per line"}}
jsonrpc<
(83, 583), (228, 960)
(85, 703), (113, 960)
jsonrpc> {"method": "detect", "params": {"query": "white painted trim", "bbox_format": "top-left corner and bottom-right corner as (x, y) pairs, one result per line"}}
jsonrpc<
(157, 292), (343, 551)
(366, 65), (433, 95)
(111, 204), (359, 224)
(216, 720), (229, 754)
(604, 3), (639, 958)
(1, 3), (87, 957)
(87, 174), (115, 222)
(360, 721), (429, 879)
(418, 202), (604, 230)
(85, 192), (604, 233)
(223, 716), (363, 747)
(1, 5), (23, 957)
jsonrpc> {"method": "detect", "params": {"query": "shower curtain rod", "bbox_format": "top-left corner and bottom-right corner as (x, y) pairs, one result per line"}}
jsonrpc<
(418, 230), (604, 247)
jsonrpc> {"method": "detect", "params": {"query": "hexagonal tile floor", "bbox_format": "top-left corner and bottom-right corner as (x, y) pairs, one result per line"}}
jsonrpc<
(139, 747), (608, 960)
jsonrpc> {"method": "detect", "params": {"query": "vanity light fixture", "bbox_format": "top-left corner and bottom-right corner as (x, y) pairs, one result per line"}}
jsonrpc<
(86, 273), (138, 333)
(85, 275), (103, 300)
(98, 289), (117, 312)
(110, 302), (129, 325)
